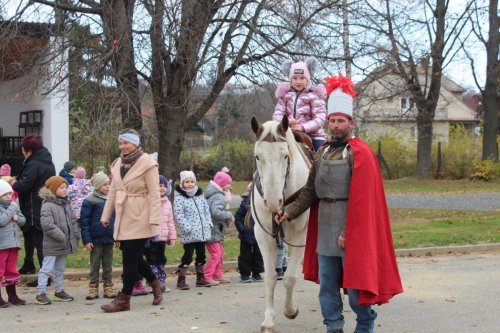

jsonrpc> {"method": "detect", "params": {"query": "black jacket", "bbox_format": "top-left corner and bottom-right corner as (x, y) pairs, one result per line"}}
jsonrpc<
(12, 147), (56, 231)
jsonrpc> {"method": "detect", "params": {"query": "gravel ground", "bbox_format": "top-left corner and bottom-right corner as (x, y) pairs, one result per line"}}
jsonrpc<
(232, 193), (500, 211)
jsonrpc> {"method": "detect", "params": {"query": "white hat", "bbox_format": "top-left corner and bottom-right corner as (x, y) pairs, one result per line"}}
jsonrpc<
(325, 72), (357, 118)
(0, 179), (13, 197)
(180, 170), (196, 183)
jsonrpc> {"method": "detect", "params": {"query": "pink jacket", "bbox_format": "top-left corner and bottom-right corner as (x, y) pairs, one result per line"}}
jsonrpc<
(273, 82), (327, 140)
(154, 196), (176, 242)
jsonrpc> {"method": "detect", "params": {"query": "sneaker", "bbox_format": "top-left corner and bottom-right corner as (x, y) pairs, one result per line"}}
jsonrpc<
(132, 280), (148, 296)
(204, 279), (220, 287)
(214, 277), (231, 284)
(54, 290), (74, 302)
(35, 293), (52, 305)
(240, 275), (252, 283)
(252, 275), (264, 282)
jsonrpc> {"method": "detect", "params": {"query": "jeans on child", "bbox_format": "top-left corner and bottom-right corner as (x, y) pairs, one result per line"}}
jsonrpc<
(37, 255), (67, 294)
(275, 243), (288, 269)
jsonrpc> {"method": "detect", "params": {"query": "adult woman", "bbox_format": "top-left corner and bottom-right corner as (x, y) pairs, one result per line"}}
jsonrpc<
(100, 129), (164, 312)
(11, 135), (56, 280)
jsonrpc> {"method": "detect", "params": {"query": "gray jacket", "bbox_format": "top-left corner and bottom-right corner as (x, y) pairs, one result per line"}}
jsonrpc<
(0, 203), (26, 250)
(204, 183), (232, 243)
(39, 187), (80, 256)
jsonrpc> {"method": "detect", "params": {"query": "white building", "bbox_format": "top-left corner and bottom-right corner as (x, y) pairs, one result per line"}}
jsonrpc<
(0, 22), (69, 173)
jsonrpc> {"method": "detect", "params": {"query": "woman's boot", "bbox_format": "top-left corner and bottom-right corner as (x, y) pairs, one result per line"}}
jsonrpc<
(6, 284), (26, 305)
(176, 267), (190, 290)
(150, 279), (166, 305)
(101, 292), (130, 312)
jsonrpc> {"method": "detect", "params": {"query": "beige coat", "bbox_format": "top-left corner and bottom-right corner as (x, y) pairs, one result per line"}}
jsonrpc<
(101, 153), (161, 241)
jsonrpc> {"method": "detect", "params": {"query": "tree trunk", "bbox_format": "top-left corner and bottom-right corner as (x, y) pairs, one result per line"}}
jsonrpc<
(415, 108), (434, 177)
(482, 0), (499, 161)
(102, 0), (142, 130)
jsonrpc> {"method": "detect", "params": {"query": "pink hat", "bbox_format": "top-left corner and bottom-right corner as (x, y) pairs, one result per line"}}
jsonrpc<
(214, 171), (232, 188)
(74, 166), (86, 179)
(289, 62), (311, 82)
(0, 164), (11, 177)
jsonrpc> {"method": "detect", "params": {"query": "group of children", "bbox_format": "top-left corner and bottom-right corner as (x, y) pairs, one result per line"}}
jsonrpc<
(0, 56), (322, 306)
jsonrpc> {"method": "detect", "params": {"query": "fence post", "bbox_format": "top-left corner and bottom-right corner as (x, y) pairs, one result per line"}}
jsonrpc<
(376, 140), (392, 179)
(437, 141), (442, 177)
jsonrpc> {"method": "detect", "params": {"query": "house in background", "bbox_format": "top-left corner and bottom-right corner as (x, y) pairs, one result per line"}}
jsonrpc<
(0, 21), (69, 174)
(355, 67), (479, 144)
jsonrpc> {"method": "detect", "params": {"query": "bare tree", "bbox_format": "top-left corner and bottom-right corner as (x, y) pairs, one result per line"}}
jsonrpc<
(354, 0), (474, 177)
(466, 0), (499, 161)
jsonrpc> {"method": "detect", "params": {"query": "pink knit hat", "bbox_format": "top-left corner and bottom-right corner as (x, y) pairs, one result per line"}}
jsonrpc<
(289, 61), (311, 82)
(214, 171), (232, 188)
(0, 164), (11, 177)
(75, 166), (86, 179)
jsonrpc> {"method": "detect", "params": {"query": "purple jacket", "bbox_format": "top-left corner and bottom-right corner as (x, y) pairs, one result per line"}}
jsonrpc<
(272, 82), (327, 140)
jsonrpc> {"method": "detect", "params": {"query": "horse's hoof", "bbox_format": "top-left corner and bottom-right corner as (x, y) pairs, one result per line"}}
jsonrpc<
(285, 308), (299, 319)
(261, 326), (274, 333)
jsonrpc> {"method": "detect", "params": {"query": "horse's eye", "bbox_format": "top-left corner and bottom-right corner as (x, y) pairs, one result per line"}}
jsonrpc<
(255, 155), (260, 160)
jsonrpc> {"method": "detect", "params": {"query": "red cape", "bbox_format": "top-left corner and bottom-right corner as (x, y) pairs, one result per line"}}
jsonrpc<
(302, 137), (403, 305)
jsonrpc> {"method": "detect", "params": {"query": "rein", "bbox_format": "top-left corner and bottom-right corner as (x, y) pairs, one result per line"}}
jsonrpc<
(252, 134), (306, 248)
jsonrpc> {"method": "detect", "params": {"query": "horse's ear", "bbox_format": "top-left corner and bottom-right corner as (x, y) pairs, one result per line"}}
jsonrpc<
(251, 117), (261, 137)
(279, 115), (289, 134)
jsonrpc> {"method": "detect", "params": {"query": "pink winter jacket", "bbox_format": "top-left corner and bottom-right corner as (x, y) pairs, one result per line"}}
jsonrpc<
(154, 196), (176, 242)
(272, 82), (327, 140)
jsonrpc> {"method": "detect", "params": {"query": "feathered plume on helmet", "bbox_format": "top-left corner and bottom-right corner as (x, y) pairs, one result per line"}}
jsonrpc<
(324, 72), (356, 118)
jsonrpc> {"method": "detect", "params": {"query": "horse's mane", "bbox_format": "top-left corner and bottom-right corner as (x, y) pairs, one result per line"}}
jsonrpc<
(257, 121), (300, 161)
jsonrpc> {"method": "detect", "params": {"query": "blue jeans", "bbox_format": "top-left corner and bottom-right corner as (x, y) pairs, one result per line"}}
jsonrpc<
(318, 254), (377, 333)
(313, 139), (325, 151)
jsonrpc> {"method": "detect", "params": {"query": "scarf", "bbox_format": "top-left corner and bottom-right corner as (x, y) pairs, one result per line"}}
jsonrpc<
(328, 133), (350, 149)
(93, 190), (108, 200)
(120, 147), (143, 178)
(180, 184), (199, 197)
(0, 199), (11, 209)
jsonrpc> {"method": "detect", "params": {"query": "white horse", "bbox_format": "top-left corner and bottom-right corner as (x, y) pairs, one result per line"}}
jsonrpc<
(250, 116), (310, 333)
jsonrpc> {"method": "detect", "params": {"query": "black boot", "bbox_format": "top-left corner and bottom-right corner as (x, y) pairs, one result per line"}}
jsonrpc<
(195, 265), (209, 287)
(26, 277), (51, 287)
(18, 261), (36, 275)
(6, 284), (26, 305)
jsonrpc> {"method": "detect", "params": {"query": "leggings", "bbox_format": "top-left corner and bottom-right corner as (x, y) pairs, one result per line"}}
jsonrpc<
(120, 239), (156, 295)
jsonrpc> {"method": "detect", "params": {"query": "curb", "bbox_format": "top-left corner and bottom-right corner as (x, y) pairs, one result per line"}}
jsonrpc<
(20, 243), (500, 281)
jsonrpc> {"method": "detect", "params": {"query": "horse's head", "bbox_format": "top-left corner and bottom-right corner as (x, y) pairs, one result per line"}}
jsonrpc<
(251, 116), (291, 213)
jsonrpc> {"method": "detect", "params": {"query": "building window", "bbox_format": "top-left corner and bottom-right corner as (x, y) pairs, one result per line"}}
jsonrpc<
(400, 97), (413, 112)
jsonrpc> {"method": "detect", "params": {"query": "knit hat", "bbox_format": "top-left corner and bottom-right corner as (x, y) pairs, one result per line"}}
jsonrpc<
(91, 172), (109, 191)
(45, 176), (68, 194)
(0, 164), (11, 176)
(281, 57), (319, 83)
(159, 175), (173, 195)
(75, 166), (86, 179)
(0, 179), (13, 197)
(325, 72), (357, 119)
(180, 170), (196, 183)
(63, 161), (76, 173)
(214, 170), (232, 188)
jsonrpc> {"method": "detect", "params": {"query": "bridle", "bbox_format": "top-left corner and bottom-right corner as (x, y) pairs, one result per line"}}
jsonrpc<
(251, 133), (305, 248)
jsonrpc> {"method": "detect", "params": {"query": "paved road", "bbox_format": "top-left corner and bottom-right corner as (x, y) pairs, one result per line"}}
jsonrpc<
(2, 252), (499, 333)
(231, 192), (500, 211)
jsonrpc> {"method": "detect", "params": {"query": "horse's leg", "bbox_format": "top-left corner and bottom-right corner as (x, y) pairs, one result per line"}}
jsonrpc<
(257, 233), (278, 333)
(283, 235), (305, 319)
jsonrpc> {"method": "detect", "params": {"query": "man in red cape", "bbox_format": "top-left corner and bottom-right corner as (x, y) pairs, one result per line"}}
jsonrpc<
(277, 73), (403, 333)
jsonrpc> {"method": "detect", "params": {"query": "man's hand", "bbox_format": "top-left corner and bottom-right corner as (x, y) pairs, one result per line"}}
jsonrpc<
(85, 242), (94, 250)
(275, 210), (289, 225)
(338, 234), (345, 250)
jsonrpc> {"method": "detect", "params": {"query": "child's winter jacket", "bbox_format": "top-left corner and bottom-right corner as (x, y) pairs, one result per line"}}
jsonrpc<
(79, 192), (115, 245)
(153, 196), (176, 243)
(68, 178), (93, 219)
(0, 203), (26, 250)
(173, 185), (212, 244)
(204, 182), (232, 243)
(39, 187), (80, 256)
(234, 193), (258, 245)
